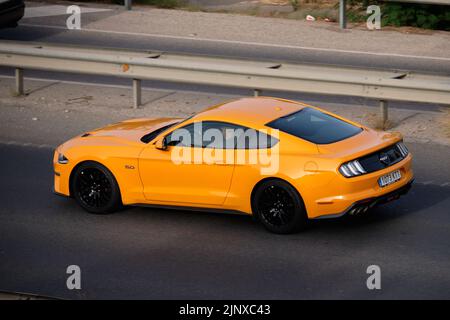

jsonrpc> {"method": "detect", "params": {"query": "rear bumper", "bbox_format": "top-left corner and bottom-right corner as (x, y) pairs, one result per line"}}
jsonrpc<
(313, 178), (413, 219)
(305, 151), (413, 218)
(0, 2), (24, 28)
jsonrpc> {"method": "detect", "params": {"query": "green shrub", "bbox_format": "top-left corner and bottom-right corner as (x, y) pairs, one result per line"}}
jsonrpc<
(382, 3), (450, 31)
(346, 1), (450, 31)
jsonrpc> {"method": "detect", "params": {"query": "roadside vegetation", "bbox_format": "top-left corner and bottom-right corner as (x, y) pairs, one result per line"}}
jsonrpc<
(74, 0), (184, 8)
(75, 0), (450, 31)
(133, 0), (184, 8)
(347, 1), (450, 31)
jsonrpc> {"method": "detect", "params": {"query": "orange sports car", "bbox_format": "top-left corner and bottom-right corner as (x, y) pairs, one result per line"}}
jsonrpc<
(54, 97), (413, 233)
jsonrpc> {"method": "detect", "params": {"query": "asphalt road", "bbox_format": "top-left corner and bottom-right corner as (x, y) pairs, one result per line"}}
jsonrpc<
(0, 15), (449, 112)
(1, 6), (450, 300)
(2, 23), (449, 75)
(0, 142), (449, 299)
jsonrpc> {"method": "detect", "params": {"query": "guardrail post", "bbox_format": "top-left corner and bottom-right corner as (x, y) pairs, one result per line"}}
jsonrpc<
(124, 0), (132, 10)
(254, 89), (261, 97)
(339, 0), (347, 29)
(15, 68), (24, 96)
(380, 100), (388, 127)
(133, 79), (141, 109)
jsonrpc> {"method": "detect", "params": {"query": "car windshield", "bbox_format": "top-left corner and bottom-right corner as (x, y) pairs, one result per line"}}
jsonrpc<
(140, 114), (196, 143)
(266, 107), (362, 144)
(141, 123), (178, 143)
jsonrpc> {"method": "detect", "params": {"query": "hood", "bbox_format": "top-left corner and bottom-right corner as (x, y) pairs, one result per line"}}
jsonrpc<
(85, 117), (180, 142)
(318, 128), (403, 160)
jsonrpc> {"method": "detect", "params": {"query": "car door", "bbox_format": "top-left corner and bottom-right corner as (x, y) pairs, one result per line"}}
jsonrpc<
(138, 121), (237, 206)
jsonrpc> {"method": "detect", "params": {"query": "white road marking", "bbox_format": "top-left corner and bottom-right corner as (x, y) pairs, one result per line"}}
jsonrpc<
(24, 5), (111, 19)
(418, 181), (434, 185)
(19, 23), (450, 63)
(0, 140), (54, 149)
(415, 181), (450, 187)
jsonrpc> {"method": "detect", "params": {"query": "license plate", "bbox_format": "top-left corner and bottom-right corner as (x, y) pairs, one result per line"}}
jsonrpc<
(378, 170), (401, 187)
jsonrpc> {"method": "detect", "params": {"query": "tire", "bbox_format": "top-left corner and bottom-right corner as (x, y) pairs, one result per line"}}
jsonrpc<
(72, 162), (122, 214)
(252, 179), (307, 234)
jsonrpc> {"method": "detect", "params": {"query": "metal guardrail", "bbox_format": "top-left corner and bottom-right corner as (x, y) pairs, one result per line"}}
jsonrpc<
(339, 0), (450, 29)
(0, 41), (449, 124)
(124, 0), (132, 10)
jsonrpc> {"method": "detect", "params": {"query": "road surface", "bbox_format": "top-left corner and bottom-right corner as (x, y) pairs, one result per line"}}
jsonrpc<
(0, 4), (449, 300)
(0, 143), (449, 299)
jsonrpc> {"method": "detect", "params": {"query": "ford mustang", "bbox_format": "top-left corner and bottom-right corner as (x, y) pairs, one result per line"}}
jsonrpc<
(54, 97), (413, 233)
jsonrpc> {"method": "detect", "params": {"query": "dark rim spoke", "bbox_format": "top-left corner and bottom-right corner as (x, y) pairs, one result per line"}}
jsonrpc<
(258, 185), (295, 227)
(76, 167), (112, 209)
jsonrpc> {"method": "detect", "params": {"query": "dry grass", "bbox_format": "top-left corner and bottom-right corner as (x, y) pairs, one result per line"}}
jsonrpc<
(10, 89), (23, 97)
(286, 7), (337, 21)
(440, 108), (450, 139)
(363, 111), (396, 131)
(375, 119), (395, 131)
(187, 0), (338, 22)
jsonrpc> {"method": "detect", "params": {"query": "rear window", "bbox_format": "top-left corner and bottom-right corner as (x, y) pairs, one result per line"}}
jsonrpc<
(266, 107), (362, 144)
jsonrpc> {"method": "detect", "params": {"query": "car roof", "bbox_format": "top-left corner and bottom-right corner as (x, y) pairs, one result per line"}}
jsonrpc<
(192, 97), (309, 128)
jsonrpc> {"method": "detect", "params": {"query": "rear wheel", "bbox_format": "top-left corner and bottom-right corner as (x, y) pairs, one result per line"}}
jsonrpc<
(72, 162), (122, 214)
(252, 180), (307, 234)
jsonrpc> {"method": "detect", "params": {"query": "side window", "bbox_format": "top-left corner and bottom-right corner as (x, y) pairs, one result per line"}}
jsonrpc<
(166, 121), (278, 149)
(203, 121), (279, 150)
(234, 129), (278, 149)
(166, 123), (202, 148)
(202, 122), (241, 149)
(253, 131), (278, 149)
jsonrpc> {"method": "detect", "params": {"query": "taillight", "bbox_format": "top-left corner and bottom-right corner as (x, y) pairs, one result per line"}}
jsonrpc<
(396, 141), (409, 158)
(339, 160), (366, 178)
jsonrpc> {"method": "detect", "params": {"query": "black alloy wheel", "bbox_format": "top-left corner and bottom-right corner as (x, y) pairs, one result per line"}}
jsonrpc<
(252, 180), (307, 234)
(72, 162), (122, 214)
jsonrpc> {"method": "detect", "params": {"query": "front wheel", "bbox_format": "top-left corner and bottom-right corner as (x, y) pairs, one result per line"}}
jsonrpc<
(72, 162), (122, 214)
(252, 180), (307, 234)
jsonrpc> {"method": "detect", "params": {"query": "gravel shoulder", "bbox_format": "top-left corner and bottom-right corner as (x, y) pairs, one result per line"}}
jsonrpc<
(0, 77), (449, 147)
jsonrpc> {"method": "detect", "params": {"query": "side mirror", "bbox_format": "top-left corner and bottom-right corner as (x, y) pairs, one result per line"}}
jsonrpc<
(155, 136), (168, 151)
